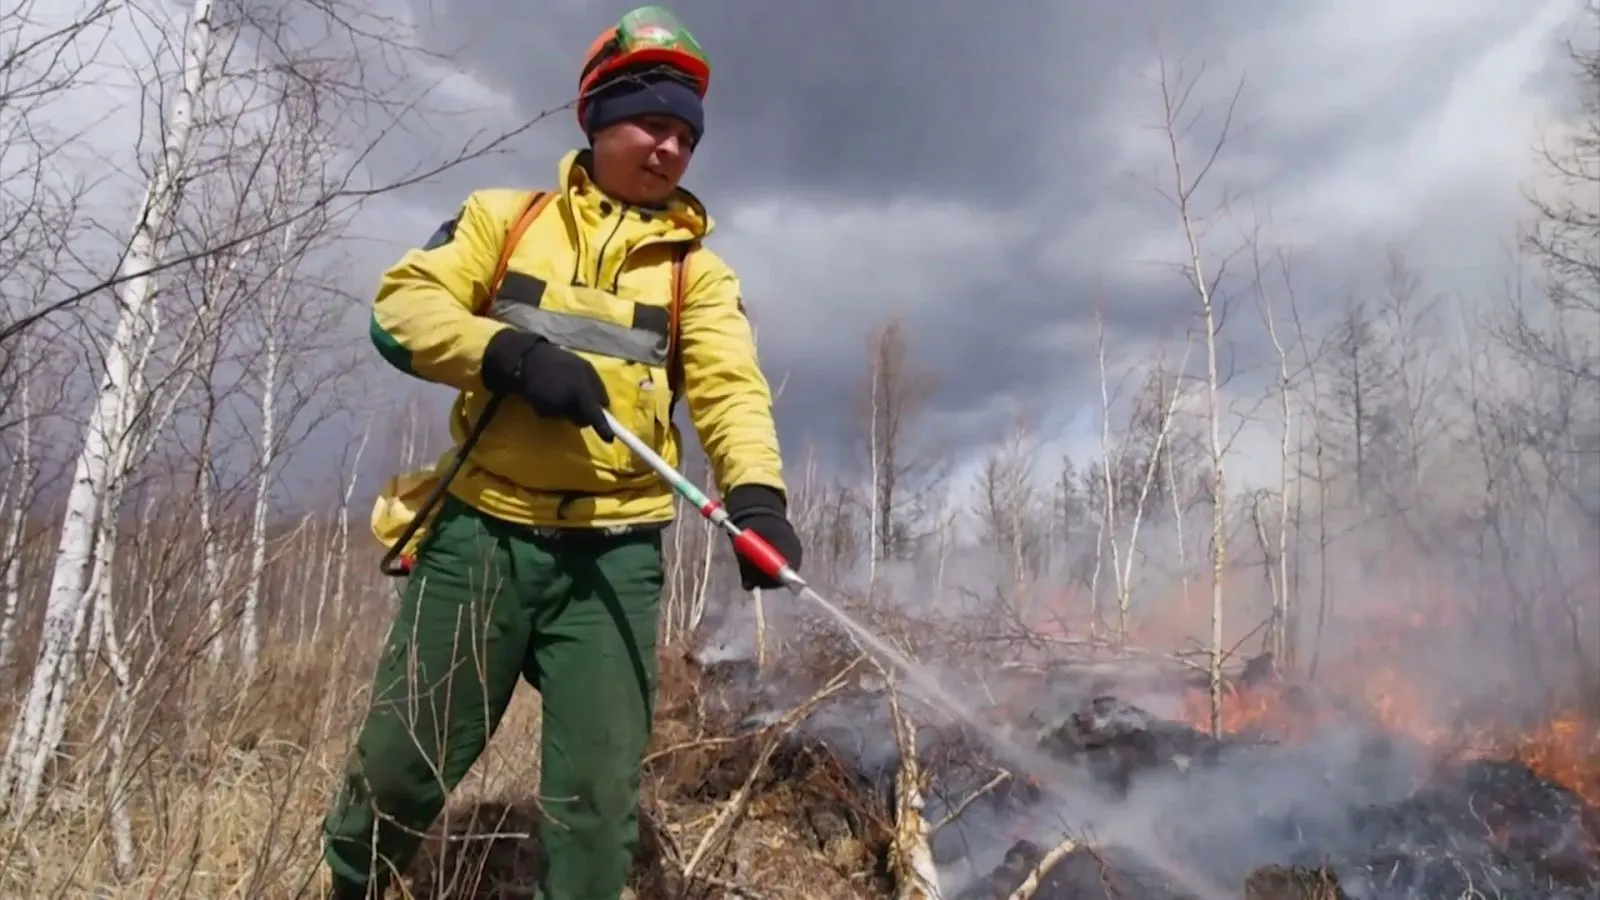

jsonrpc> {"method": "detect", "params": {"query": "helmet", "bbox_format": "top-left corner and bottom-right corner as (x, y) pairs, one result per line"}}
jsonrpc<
(577, 6), (710, 127)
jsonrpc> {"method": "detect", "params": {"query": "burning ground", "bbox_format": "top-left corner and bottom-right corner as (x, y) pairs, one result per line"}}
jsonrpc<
(409, 609), (1600, 900)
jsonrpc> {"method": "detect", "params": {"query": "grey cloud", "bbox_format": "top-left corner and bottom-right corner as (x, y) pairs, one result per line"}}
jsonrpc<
(397, 0), (1300, 203)
(328, 0), (1588, 486)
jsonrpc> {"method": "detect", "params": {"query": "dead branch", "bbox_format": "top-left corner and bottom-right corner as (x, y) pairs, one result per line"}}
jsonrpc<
(931, 769), (1012, 833)
(886, 677), (943, 899)
(641, 734), (744, 768)
(1005, 834), (1082, 900)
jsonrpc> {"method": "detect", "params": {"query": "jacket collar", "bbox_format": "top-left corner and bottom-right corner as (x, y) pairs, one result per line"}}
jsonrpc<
(558, 148), (714, 241)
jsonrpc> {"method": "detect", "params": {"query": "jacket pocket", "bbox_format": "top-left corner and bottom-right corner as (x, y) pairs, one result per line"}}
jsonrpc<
(642, 363), (678, 468)
(611, 360), (675, 478)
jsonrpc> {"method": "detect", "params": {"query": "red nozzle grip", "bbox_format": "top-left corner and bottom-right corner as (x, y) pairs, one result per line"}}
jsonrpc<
(730, 528), (788, 579)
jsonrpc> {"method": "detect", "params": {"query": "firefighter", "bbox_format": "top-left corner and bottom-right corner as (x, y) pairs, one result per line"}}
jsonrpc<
(321, 7), (802, 898)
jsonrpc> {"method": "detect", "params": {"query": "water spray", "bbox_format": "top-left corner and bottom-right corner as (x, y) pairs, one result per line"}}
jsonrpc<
(606, 410), (1236, 899)
(600, 411), (983, 718)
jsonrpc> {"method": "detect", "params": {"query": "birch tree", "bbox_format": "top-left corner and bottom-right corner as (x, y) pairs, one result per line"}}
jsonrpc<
(1474, 11), (1600, 704)
(1248, 226), (1298, 667)
(233, 74), (357, 672)
(0, 0), (546, 821)
(1113, 351), (1193, 641)
(1151, 51), (1246, 738)
(313, 414), (372, 646)
(0, 1), (560, 349)
(971, 413), (1046, 611)
(0, 337), (36, 668)
(181, 244), (251, 664)
(857, 315), (944, 593)
(0, 0), (220, 821)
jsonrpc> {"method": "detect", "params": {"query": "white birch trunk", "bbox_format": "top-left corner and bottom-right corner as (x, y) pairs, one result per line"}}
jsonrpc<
(240, 223), (294, 672)
(86, 500), (137, 877)
(0, 336), (34, 670)
(1092, 310), (1117, 638)
(1114, 346), (1193, 641)
(196, 248), (246, 665)
(1155, 64), (1238, 738)
(867, 356), (881, 596)
(0, 0), (214, 820)
(1254, 248), (1296, 666)
(316, 417), (370, 644)
(199, 434), (225, 663)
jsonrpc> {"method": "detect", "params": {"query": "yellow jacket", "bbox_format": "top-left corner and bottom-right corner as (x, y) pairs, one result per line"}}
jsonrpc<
(368, 149), (785, 549)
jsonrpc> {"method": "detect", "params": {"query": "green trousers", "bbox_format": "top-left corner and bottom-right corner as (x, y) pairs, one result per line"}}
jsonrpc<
(322, 494), (662, 899)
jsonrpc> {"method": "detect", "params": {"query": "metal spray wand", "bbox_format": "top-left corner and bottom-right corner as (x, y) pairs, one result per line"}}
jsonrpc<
(603, 411), (984, 730)
(601, 410), (806, 592)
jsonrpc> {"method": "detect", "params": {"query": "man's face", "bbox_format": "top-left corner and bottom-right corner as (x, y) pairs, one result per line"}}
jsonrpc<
(591, 115), (695, 206)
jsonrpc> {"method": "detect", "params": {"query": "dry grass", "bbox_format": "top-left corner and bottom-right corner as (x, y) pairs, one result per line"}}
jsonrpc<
(0, 617), (890, 900)
(1, 632), (386, 898)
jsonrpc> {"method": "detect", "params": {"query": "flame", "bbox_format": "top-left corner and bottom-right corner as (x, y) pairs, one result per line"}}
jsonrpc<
(1177, 663), (1600, 808)
(1502, 715), (1600, 807)
(1024, 569), (1600, 807)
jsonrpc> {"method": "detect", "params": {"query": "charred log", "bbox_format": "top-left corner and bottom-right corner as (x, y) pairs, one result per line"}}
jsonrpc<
(1034, 695), (1260, 794)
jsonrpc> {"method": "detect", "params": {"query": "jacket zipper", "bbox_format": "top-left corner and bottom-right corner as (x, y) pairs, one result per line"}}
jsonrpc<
(593, 202), (627, 287)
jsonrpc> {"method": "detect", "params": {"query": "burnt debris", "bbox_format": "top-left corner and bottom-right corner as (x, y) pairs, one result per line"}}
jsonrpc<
(663, 645), (1599, 900)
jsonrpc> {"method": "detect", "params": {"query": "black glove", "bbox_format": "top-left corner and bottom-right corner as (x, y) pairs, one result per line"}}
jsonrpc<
(482, 328), (613, 442)
(723, 484), (802, 591)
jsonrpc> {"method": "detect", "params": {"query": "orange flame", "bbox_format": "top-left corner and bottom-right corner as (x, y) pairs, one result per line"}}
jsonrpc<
(1028, 573), (1600, 807)
(1177, 667), (1600, 807)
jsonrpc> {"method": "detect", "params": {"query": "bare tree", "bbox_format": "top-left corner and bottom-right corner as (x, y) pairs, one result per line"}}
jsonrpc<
(1464, 9), (1600, 709)
(971, 412), (1046, 613)
(0, 1), (113, 413)
(1247, 222), (1297, 667)
(1498, 1), (1600, 526)
(0, 0), (224, 821)
(231, 70), (361, 673)
(1324, 298), (1393, 512)
(857, 315), (944, 594)
(0, 0), (563, 349)
(1280, 255), (1337, 676)
(1089, 306), (1117, 638)
(1088, 333), (1195, 643)
(0, 338), (35, 667)
(1, 0), (530, 820)
(312, 414), (371, 645)
(1150, 48), (1246, 737)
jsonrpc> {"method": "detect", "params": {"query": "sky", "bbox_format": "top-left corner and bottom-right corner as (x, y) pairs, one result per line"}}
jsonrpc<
(20, 0), (1597, 508)
(352, 0), (1589, 491)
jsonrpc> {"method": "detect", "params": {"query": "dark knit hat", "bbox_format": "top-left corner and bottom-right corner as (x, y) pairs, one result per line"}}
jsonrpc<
(581, 72), (704, 145)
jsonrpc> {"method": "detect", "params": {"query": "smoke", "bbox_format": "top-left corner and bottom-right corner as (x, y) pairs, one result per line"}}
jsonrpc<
(682, 389), (1598, 897)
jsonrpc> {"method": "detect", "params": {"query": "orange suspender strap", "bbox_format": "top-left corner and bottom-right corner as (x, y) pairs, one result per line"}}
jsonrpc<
(667, 240), (697, 396)
(490, 190), (553, 299)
